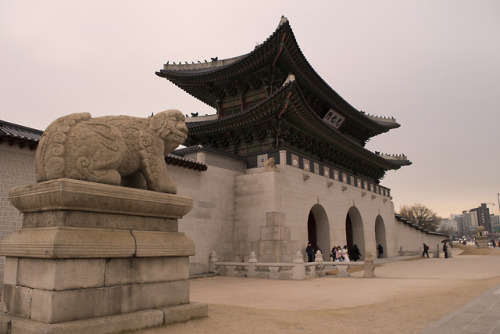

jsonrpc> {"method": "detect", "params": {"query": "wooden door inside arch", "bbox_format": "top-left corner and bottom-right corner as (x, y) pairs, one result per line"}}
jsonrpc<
(307, 211), (317, 251)
(346, 214), (353, 249)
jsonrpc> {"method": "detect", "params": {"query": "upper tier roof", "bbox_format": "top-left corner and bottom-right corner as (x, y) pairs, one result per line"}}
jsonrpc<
(156, 16), (400, 139)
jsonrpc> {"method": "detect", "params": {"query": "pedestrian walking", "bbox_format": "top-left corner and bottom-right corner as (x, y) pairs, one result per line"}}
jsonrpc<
(422, 243), (430, 258)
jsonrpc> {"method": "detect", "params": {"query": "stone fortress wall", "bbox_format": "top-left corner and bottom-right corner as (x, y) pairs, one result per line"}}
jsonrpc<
(0, 143), (37, 281)
(171, 148), (444, 275)
(0, 142), (444, 279)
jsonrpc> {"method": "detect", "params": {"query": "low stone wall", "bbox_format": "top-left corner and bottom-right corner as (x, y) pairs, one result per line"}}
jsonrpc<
(210, 250), (373, 280)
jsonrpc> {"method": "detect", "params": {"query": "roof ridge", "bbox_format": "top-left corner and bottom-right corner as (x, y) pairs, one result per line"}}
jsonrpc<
(158, 16), (289, 74)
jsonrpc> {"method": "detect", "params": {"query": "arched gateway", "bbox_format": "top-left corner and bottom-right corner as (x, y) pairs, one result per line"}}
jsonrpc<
(307, 204), (330, 256)
(346, 207), (365, 259)
(154, 16), (413, 274)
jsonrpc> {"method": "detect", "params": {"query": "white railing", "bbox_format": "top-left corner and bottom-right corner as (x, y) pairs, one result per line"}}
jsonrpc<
(209, 250), (375, 280)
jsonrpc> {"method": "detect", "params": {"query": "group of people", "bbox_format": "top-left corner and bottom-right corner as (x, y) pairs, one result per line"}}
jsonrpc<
(330, 245), (350, 262)
(305, 243), (361, 262)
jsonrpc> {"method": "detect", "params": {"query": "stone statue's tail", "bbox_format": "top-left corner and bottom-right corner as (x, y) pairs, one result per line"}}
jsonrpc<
(35, 113), (92, 182)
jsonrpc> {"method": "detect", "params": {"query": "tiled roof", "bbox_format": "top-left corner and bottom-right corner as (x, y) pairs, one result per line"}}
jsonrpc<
(394, 214), (447, 237)
(173, 145), (246, 161)
(184, 81), (409, 174)
(0, 119), (43, 150)
(156, 16), (399, 135)
(166, 153), (208, 171)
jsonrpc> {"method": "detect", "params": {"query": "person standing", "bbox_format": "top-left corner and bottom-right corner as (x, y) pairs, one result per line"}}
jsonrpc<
(422, 243), (429, 258)
(306, 242), (315, 262)
(336, 246), (343, 262)
(350, 244), (361, 262)
(377, 244), (384, 258)
(443, 243), (448, 258)
(342, 246), (350, 262)
(330, 246), (337, 261)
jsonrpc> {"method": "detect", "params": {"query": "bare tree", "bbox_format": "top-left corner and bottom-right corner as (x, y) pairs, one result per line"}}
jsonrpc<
(438, 225), (456, 238)
(399, 204), (442, 231)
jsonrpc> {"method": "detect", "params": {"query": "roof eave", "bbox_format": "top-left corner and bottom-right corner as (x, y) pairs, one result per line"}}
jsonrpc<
(156, 17), (399, 136)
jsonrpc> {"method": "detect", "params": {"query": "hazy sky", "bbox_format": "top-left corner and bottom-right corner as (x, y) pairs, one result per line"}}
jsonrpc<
(1, 1), (499, 218)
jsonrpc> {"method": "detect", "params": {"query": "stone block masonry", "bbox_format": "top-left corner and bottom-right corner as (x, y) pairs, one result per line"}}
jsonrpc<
(0, 179), (207, 334)
(0, 144), (37, 279)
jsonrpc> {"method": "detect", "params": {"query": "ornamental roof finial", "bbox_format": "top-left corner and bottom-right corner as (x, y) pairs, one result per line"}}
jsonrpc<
(283, 73), (296, 86)
(278, 16), (288, 28)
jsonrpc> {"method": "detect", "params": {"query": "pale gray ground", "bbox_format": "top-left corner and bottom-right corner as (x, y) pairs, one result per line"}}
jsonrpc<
(136, 248), (500, 334)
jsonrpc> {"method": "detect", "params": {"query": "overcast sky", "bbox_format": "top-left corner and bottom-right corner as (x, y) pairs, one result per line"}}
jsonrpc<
(1, 1), (499, 218)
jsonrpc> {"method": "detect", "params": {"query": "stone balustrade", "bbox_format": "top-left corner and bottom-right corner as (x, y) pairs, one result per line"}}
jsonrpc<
(209, 250), (372, 280)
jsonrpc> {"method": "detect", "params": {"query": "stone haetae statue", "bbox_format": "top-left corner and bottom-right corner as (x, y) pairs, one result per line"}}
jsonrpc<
(35, 110), (188, 193)
(263, 157), (278, 171)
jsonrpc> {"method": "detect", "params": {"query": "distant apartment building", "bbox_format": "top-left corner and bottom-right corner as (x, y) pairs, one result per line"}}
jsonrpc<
(470, 203), (492, 234)
(453, 203), (494, 236)
(454, 210), (478, 235)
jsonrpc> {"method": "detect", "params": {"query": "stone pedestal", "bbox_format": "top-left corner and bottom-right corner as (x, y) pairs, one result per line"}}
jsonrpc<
(475, 236), (489, 248)
(0, 179), (207, 334)
(362, 252), (375, 278)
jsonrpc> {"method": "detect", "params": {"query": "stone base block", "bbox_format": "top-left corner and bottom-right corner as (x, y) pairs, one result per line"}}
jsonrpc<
(105, 257), (189, 286)
(3, 280), (189, 323)
(0, 228), (194, 259)
(4, 256), (189, 291)
(0, 303), (208, 334)
(23, 211), (178, 232)
(6, 257), (106, 290)
(476, 236), (489, 248)
(162, 302), (209, 325)
(8, 179), (192, 219)
(1, 180), (202, 331)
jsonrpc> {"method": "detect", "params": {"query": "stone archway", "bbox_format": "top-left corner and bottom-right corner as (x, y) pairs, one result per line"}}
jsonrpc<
(346, 207), (365, 259)
(375, 215), (387, 258)
(307, 204), (330, 256)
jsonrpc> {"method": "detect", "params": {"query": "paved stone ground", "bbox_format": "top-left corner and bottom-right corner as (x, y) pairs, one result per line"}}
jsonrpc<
(420, 284), (500, 334)
(189, 249), (500, 311)
(175, 248), (500, 334)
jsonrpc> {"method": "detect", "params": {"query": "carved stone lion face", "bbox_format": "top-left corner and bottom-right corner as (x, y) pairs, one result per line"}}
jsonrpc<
(150, 109), (188, 153)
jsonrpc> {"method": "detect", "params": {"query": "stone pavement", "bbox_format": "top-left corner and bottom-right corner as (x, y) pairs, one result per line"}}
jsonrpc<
(420, 284), (500, 334)
(186, 248), (500, 333)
